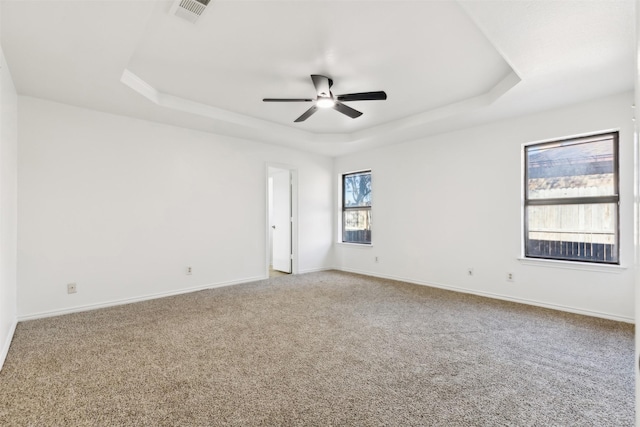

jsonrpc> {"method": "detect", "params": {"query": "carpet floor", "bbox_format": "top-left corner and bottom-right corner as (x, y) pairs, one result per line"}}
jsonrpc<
(0, 271), (634, 426)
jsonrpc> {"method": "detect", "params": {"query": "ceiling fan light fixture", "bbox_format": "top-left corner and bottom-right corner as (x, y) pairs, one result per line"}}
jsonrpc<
(316, 97), (335, 109)
(263, 75), (386, 122)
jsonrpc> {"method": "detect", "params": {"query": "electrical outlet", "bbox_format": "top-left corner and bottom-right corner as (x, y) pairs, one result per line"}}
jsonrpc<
(507, 272), (514, 282)
(467, 267), (473, 276)
(67, 283), (77, 294)
(186, 266), (192, 275)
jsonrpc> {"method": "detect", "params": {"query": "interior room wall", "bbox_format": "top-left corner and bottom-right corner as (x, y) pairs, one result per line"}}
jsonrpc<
(334, 91), (635, 322)
(17, 96), (333, 320)
(634, 0), (639, 420)
(0, 42), (18, 369)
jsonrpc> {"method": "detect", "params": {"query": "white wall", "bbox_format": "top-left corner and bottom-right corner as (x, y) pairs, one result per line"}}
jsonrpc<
(17, 96), (333, 319)
(0, 43), (18, 367)
(334, 92), (635, 322)
(634, 0), (639, 421)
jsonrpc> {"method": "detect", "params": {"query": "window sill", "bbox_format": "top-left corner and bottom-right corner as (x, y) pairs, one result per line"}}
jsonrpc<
(336, 242), (373, 248)
(517, 257), (627, 274)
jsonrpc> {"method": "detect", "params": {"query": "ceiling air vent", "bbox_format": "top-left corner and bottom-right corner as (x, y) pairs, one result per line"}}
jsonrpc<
(170, 0), (211, 24)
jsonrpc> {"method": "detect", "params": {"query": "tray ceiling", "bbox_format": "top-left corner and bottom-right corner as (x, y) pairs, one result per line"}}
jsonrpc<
(1, 0), (634, 156)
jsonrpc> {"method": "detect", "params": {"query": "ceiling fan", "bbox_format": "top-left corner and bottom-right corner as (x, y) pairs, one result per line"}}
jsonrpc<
(263, 74), (387, 123)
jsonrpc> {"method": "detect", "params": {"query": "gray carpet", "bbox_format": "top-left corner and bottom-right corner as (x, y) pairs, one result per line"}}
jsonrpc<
(0, 271), (634, 426)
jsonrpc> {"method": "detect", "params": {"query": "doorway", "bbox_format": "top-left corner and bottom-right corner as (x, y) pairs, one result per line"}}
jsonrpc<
(267, 165), (297, 278)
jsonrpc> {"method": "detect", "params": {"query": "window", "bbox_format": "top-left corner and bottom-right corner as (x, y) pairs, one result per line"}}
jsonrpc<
(342, 171), (371, 244)
(524, 132), (619, 264)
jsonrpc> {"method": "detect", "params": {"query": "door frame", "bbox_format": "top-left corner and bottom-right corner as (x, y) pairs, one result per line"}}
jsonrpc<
(265, 162), (298, 278)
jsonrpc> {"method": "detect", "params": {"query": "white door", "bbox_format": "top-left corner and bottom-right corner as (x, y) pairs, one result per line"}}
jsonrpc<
(272, 169), (291, 273)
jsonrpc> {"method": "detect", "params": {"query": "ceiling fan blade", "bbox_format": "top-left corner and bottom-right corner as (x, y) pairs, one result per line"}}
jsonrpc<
(263, 98), (313, 102)
(336, 91), (387, 102)
(310, 74), (332, 97)
(294, 105), (319, 122)
(333, 101), (363, 119)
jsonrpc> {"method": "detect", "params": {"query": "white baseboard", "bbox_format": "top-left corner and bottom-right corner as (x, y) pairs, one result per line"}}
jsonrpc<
(336, 267), (634, 324)
(17, 268), (633, 324)
(17, 275), (265, 322)
(297, 267), (333, 274)
(0, 319), (17, 372)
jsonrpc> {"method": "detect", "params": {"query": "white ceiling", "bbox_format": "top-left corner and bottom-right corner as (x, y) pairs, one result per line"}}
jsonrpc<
(1, 0), (635, 157)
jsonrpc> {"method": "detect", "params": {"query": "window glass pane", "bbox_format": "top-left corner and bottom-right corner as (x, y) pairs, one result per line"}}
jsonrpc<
(343, 209), (371, 244)
(344, 172), (371, 207)
(526, 203), (618, 263)
(527, 136), (615, 199)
